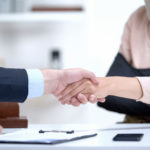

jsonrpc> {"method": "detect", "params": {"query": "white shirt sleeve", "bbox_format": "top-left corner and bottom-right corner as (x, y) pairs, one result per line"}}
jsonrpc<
(26, 69), (44, 99)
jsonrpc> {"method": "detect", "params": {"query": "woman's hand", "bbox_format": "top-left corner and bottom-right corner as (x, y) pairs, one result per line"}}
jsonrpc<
(58, 78), (107, 105)
(59, 76), (143, 106)
(58, 76), (143, 106)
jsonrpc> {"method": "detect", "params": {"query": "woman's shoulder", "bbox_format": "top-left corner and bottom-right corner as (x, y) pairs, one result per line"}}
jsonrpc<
(132, 6), (146, 18)
(128, 6), (146, 25)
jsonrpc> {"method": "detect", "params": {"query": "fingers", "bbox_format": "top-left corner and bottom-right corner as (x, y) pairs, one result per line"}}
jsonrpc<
(61, 94), (106, 107)
(59, 82), (87, 104)
(88, 95), (106, 103)
(81, 70), (99, 84)
(97, 98), (106, 103)
(62, 68), (98, 85)
(69, 97), (81, 107)
(56, 68), (99, 103)
(77, 93), (88, 104)
(77, 94), (106, 104)
(69, 93), (99, 106)
(89, 95), (98, 103)
(77, 94), (97, 104)
(60, 79), (96, 104)
(57, 79), (86, 99)
(64, 94), (89, 107)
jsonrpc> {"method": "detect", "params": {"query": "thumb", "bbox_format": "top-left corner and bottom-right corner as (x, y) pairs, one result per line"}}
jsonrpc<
(97, 98), (106, 103)
(81, 70), (99, 84)
(62, 68), (98, 85)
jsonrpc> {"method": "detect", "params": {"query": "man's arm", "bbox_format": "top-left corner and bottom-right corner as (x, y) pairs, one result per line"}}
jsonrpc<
(40, 68), (98, 96)
(0, 67), (98, 103)
(0, 67), (28, 102)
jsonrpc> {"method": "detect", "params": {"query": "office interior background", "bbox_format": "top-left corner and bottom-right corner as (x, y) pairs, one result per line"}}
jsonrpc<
(0, 0), (144, 125)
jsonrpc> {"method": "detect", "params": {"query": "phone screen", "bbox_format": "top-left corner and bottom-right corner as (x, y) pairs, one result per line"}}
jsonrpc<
(113, 133), (144, 141)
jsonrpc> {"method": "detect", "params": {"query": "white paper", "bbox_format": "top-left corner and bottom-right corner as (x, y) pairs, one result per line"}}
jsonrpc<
(0, 129), (97, 142)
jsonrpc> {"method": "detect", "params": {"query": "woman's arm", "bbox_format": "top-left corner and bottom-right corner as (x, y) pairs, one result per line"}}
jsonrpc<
(58, 76), (143, 105)
(99, 77), (143, 100)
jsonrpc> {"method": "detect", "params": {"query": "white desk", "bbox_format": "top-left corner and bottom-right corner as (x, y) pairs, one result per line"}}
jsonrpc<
(1, 124), (150, 150)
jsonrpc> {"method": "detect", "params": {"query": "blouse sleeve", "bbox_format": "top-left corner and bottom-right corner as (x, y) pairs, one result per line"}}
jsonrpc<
(136, 77), (150, 104)
(119, 20), (132, 63)
(118, 7), (150, 104)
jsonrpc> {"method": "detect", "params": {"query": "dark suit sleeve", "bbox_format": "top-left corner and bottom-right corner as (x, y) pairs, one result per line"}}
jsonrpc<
(0, 67), (28, 102)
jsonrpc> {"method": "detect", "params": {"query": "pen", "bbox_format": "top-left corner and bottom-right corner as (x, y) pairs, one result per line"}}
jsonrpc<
(39, 130), (74, 134)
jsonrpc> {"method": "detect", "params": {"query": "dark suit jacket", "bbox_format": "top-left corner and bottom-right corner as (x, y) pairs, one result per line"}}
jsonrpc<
(0, 67), (28, 102)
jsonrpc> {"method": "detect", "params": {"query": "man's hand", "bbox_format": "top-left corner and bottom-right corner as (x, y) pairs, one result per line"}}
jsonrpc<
(40, 68), (98, 98)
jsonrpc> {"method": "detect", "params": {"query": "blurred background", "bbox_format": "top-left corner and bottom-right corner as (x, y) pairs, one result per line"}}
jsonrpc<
(0, 0), (144, 125)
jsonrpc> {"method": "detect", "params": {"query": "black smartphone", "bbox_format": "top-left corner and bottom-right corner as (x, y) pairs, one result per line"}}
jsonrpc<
(113, 133), (144, 141)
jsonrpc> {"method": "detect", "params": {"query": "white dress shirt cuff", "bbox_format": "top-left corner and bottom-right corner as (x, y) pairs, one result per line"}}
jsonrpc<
(26, 69), (44, 99)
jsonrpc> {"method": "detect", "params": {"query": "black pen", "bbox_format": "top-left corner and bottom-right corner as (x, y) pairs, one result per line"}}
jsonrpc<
(39, 130), (74, 134)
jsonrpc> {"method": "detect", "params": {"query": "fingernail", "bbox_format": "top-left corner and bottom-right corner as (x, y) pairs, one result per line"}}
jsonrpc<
(93, 78), (99, 84)
(61, 102), (65, 105)
(72, 99), (76, 103)
(57, 95), (62, 99)
(61, 101), (66, 105)
(98, 98), (105, 103)
(95, 79), (99, 83)
(90, 95), (95, 101)
(78, 93), (83, 99)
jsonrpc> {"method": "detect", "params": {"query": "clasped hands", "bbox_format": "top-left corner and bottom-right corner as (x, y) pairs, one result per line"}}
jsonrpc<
(50, 68), (109, 107)
(42, 68), (143, 106)
(57, 78), (106, 106)
(41, 68), (109, 106)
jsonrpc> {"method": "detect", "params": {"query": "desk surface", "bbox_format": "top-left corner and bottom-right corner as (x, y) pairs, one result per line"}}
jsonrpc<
(1, 124), (150, 150)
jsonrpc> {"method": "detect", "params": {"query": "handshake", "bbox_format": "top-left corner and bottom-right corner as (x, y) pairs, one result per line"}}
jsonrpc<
(41, 68), (142, 106)
(41, 68), (107, 106)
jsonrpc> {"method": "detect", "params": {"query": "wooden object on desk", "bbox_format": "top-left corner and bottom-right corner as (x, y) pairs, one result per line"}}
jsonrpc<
(0, 102), (28, 128)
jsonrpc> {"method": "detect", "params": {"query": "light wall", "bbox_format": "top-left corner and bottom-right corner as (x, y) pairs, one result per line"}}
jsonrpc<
(0, 0), (144, 125)
(86, 0), (144, 76)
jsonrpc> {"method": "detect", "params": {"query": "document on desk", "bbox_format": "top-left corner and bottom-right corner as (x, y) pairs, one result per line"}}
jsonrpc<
(0, 129), (97, 145)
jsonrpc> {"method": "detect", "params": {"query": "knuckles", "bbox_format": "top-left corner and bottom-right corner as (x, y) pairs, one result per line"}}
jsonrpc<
(84, 81), (95, 93)
(85, 80), (92, 86)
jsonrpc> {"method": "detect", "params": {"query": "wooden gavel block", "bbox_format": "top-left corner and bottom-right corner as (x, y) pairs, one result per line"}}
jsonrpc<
(0, 102), (28, 128)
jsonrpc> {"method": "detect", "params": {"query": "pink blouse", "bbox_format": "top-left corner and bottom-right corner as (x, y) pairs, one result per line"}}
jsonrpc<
(119, 6), (150, 104)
